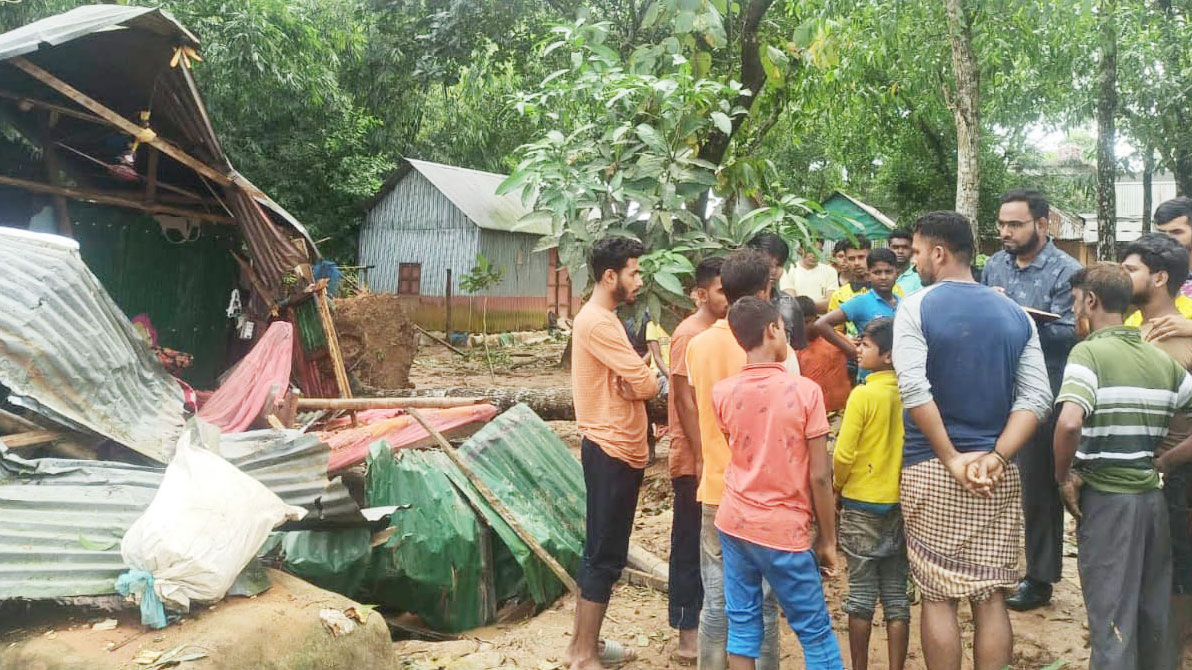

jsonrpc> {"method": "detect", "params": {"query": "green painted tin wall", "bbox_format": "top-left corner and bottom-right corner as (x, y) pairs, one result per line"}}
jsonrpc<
(70, 204), (236, 388)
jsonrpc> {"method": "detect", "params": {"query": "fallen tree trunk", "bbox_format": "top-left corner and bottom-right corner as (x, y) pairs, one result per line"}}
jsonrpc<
(365, 386), (667, 423)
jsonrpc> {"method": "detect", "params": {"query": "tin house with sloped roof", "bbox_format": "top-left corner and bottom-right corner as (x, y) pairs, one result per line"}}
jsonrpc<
(360, 158), (579, 332)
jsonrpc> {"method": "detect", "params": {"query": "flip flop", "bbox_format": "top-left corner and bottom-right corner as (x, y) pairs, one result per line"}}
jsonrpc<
(598, 639), (638, 667)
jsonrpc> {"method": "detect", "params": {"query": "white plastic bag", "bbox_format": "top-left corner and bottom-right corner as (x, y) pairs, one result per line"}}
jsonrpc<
(121, 420), (306, 610)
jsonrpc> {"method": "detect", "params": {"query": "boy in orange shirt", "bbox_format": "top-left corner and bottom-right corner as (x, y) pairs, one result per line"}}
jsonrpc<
(712, 296), (844, 670)
(795, 295), (852, 412)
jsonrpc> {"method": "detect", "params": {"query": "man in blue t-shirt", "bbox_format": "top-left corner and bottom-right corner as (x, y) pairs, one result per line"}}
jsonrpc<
(813, 247), (900, 381)
(892, 211), (1052, 670)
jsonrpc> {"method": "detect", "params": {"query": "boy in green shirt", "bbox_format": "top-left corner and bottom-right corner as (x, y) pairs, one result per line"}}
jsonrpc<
(1054, 263), (1192, 670)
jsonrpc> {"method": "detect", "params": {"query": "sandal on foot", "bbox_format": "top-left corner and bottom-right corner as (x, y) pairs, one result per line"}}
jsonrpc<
(598, 639), (638, 667)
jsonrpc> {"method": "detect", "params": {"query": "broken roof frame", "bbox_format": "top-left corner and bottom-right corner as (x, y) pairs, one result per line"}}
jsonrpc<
(0, 5), (318, 300)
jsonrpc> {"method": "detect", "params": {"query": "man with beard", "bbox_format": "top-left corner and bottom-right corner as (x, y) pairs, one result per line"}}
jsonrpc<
(980, 188), (1082, 612)
(1156, 197), (1192, 299)
(567, 236), (659, 670)
(895, 211), (1051, 670)
(1121, 233), (1192, 667)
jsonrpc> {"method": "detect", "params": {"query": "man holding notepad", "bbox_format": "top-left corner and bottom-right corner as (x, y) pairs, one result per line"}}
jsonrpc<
(981, 188), (1083, 612)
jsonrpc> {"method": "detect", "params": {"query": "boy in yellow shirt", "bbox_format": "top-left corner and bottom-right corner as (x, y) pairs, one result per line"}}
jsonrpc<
(831, 317), (908, 670)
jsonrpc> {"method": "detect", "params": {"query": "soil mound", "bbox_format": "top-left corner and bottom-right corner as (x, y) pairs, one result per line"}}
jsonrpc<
(333, 294), (417, 390)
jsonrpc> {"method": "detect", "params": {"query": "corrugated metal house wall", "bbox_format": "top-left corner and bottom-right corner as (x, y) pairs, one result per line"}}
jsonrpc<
(359, 171), (478, 296)
(360, 172), (555, 332)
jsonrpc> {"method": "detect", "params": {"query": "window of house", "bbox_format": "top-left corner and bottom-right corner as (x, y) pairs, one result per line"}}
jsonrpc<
(397, 263), (421, 294)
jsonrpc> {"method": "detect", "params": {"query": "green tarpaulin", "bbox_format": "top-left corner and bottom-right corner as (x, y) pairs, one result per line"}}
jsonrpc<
(270, 404), (586, 632)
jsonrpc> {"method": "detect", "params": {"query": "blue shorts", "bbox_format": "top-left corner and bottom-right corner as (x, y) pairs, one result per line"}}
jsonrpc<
(719, 532), (843, 669)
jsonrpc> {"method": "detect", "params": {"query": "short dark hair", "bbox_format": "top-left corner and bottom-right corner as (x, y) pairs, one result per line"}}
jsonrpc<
(1156, 197), (1192, 227)
(727, 296), (779, 351)
(867, 247), (897, 269)
(833, 239), (850, 255)
(590, 236), (644, 281)
(913, 211), (974, 263)
(888, 229), (912, 243)
(795, 295), (816, 317)
(839, 234), (871, 253)
(862, 317), (894, 354)
(747, 232), (790, 266)
(721, 248), (772, 304)
(1001, 188), (1050, 221)
(693, 256), (725, 289)
(1121, 233), (1189, 298)
(1070, 262), (1133, 315)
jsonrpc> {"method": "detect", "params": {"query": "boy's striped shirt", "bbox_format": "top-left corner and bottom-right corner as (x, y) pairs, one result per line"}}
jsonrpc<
(1057, 325), (1192, 490)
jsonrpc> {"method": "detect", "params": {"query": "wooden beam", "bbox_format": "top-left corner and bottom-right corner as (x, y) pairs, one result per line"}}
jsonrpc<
(294, 397), (489, 411)
(0, 89), (106, 125)
(405, 407), (580, 596)
(1, 429), (64, 449)
(144, 147), (159, 203)
(8, 57), (233, 187)
(0, 173), (233, 224)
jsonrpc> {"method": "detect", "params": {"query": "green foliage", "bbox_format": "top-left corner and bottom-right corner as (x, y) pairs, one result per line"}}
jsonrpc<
(459, 252), (507, 294)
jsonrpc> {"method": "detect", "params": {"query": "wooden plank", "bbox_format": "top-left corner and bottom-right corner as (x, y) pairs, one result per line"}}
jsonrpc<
(1, 429), (64, 449)
(405, 407), (580, 596)
(8, 57), (232, 187)
(294, 396), (488, 411)
(0, 173), (233, 224)
(315, 284), (353, 399)
(414, 323), (466, 357)
(0, 89), (105, 125)
(145, 147), (159, 203)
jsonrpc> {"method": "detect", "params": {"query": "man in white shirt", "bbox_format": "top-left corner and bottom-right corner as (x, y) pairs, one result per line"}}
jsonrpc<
(780, 241), (839, 314)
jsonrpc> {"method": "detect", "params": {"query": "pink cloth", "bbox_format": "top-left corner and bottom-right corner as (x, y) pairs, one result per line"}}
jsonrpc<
(197, 321), (293, 433)
(320, 404), (499, 472)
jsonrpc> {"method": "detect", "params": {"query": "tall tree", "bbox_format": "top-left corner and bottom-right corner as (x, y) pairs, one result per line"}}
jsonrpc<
(942, 0), (980, 238)
(1095, 0), (1117, 261)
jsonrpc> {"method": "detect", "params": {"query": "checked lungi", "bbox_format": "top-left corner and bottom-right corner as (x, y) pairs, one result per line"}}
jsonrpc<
(900, 457), (1023, 602)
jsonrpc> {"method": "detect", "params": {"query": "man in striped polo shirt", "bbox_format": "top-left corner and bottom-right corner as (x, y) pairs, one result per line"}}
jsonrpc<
(1054, 262), (1192, 670)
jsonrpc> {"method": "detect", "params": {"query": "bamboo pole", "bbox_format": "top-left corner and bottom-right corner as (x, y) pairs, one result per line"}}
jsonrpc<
(0, 174), (233, 224)
(9, 57), (233, 187)
(1, 430), (64, 448)
(314, 282), (352, 399)
(405, 407), (579, 595)
(295, 396), (489, 411)
(414, 323), (466, 357)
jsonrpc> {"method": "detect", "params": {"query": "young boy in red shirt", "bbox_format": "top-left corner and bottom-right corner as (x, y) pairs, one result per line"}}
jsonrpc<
(712, 296), (844, 670)
(796, 295), (851, 412)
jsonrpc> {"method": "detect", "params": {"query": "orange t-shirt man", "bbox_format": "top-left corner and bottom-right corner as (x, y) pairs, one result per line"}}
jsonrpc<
(571, 301), (659, 468)
(667, 311), (716, 478)
(712, 363), (831, 551)
(797, 336), (852, 412)
(685, 320), (799, 504)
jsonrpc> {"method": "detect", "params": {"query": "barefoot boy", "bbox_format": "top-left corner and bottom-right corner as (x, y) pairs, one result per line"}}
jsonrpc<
(832, 317), (909, 670)
(712, 296), (844, 670)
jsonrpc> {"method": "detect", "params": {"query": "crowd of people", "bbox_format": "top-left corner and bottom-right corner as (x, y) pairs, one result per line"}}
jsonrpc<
(563, 189), (1192, 670)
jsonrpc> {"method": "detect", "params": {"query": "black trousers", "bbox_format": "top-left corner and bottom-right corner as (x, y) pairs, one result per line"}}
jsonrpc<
(1018, 415), (1063, 583)
(578, 438), (644, 604)
(669, 475), (703, 629)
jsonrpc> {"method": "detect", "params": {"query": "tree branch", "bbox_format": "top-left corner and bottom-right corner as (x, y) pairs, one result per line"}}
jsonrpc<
(699, 0), (775, 168)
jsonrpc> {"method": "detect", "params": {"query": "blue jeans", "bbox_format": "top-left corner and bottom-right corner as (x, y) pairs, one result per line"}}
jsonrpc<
(699, 505), (780, 670)
(719, 531), (844, 670)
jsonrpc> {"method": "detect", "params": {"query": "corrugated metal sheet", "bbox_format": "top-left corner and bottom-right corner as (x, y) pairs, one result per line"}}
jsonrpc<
(360, 171), (479, 295)
(70, 205), (237, 388)
(0, 6), (199, 61)
(0, 227), (184, 462)
(0, 428), (361, 601)
(477, 229), (550, 297)
(405, 159), (548, 235)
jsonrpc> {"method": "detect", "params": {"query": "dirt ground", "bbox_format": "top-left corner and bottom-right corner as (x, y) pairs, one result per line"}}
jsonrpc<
(335, 294), (418, 389)
(394, 341), (1113, 670)
(407, 338), (571, 390)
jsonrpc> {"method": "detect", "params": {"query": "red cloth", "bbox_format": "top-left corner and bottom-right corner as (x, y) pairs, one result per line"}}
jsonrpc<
(197, 321), (293, 432)
(796, 336), (852, 412)
(320, 404), (499, 472)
